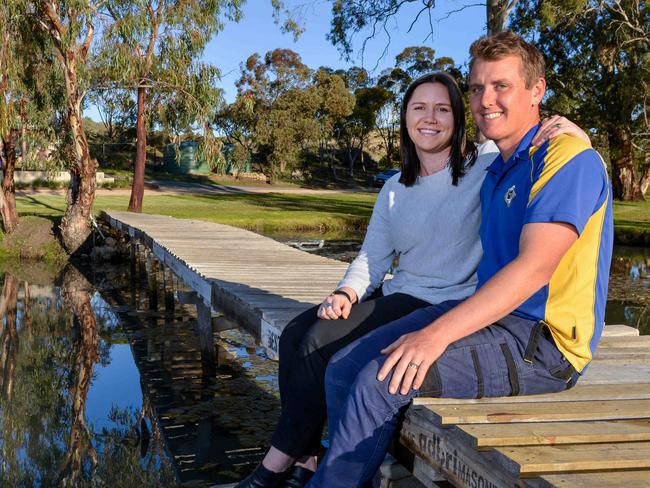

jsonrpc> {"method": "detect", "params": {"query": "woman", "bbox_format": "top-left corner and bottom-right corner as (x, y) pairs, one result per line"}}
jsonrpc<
(235, 73), (588, 488)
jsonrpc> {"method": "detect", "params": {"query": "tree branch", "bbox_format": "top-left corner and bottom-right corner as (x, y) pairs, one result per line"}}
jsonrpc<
(437, 3), (484, 22)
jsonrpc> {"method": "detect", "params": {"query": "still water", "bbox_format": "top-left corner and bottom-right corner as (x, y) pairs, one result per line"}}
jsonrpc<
(0, 242), (647, 486)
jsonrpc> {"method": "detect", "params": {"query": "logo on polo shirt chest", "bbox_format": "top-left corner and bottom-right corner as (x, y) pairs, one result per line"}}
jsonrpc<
(504, 185), (517, 207)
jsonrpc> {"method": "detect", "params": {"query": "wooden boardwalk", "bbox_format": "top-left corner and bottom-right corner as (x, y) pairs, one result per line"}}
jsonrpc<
(103, 210), (349, 359)
(102, 210), (650, 488)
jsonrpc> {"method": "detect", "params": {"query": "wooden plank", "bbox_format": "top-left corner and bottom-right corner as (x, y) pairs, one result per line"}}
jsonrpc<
(400, 410), (521, 488)
(494, 442), (650, 477)
(414, 383), (650, 406)
(598, 335), (650, 348)
(579, 363), (650, 384)
(594, 347), (650, 358)
(455, 419), (650, 449)
(601, 324), (640, 337)
(421, 399), (650, 425)
(537, 471), (650, 488)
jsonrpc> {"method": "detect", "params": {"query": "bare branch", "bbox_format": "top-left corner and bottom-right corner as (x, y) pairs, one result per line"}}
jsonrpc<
(437, 3), (484, 23)
(407, 2), (433, 33)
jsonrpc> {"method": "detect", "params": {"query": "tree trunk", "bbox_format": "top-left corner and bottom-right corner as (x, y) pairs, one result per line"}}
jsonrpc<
(59, 64), (96, 253)
(0, 129), (19, 233)
(487, 0), (518, 34)
(640, 152), (650, 197)
(129, 85), (147, 212)
(608, 127), (645, 201)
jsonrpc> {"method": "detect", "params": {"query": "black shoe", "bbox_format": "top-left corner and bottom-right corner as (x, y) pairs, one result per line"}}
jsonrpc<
(282, 466), (314, 488)
(235, 464), (289, 488)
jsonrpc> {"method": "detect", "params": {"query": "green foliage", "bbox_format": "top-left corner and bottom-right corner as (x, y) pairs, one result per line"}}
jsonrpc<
(221, 49), (355, 179)
(95, 0), (249, 177)
(511, 0), (650, 200)
(0, 1), (60, 161)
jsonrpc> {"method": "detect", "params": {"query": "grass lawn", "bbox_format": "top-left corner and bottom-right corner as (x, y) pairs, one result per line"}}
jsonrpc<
(16, 192), (377, 237)
(15, 191), (650, 241)
(612, 200), (650, 231)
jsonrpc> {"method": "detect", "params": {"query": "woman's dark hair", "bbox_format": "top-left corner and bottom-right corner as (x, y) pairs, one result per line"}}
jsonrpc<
(399, 72), (477, 187)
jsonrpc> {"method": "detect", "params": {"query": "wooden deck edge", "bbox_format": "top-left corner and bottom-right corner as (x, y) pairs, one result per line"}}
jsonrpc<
(400, 408), (528, 488)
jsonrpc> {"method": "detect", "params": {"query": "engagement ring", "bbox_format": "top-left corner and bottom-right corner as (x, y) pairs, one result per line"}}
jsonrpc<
(408, 362), (420, 370)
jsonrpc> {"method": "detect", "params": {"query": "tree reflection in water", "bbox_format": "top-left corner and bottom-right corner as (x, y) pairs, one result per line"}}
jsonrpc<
(59, 266), (100, 485)
(0, 274), (19, 401)
(0, 263), (176, 487)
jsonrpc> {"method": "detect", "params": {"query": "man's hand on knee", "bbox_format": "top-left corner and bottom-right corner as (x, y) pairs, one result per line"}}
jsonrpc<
(377, 327), (448, 395)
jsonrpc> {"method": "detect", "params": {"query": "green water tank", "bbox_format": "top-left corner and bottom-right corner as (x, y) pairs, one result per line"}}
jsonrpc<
(163, 141), (210, 174)
(222, 143), (252, 174)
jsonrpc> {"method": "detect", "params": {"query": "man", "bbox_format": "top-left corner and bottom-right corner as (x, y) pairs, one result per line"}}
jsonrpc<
(305, 31), (613, 488)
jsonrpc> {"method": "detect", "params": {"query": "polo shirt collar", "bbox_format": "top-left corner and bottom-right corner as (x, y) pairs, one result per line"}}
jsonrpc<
(485, 124), (540, 174)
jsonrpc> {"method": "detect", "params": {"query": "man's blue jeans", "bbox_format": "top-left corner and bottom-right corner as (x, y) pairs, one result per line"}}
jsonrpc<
(306, 301), (577, 488)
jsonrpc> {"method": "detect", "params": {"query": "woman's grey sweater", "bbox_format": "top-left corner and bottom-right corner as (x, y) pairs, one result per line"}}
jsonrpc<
(337, 141), (499, 305)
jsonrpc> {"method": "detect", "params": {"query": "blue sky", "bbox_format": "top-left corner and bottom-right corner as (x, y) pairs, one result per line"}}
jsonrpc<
(86, 0), (488, 120)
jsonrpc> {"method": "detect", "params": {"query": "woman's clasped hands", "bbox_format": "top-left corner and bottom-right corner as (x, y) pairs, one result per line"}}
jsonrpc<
(317, 287), (358, 320)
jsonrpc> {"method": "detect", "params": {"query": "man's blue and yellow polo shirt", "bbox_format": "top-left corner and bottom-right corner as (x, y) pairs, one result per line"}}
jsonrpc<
(477, 125), (613, 373)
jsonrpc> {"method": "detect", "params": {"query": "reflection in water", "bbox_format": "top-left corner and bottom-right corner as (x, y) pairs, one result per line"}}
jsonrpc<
(0, 274), (18, 402)
(0, 263), (176, 487)
(606, 246), (650, 335)
(0, 254), (282, 486)
(59, 266), (99, 485)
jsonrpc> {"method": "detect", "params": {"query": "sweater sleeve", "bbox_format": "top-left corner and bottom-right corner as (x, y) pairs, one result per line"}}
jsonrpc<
(337, 179), (397, 301)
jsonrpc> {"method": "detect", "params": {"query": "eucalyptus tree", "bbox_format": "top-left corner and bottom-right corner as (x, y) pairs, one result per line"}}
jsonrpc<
(33, 0), (98, 253)
(512, 0), (650, 200)
(232, 48), (314, 179)
(0, 2), (20, 234)
(89, 88), (134, 141)
(337, 85), (391, 174)
(1, 1), (34, 234)
(97, 0), (247, 212)
(311, 68), (355, 172)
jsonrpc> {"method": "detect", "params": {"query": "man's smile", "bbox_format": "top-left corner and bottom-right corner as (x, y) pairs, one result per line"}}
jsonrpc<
(482, 112), (503, 120)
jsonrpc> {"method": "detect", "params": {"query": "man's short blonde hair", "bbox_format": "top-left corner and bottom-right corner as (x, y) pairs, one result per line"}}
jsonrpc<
(469, 31), (546, 88)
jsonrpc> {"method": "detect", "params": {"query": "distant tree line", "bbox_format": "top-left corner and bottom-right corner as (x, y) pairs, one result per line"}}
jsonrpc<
(0, 0), (647, 255)
(215, 45), (460, 182)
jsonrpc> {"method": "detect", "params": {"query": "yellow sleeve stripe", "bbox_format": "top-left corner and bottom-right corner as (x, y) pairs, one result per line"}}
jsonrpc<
(528, 135), (592, 204)
(546, 193), (608, 372)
